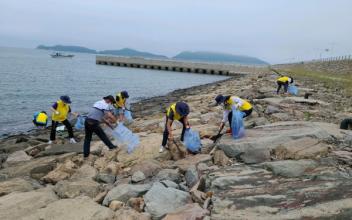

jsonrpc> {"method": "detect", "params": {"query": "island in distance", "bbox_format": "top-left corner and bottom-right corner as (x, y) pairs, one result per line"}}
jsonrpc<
(37, 45), (268, 65)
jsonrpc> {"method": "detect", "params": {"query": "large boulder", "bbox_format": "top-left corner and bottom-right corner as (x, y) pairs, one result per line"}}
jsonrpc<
(262, 159), (318, 178)
(155, 169), (181, 183)
(0, 178), (40, 196)
(174, 154), (212, 172)
(5, 150), (32, 164)
(144, 182), (191, 219)
(103, 184), (152, 206)
(185, 166), (199, 188)
(273, 137), (330, 160)
(26, 196), (114, 220)
(114, 208), (151, 220)
(163, 203), (209, 220)
(131, 159), (161, 178)
(54, 179), (101, 199)
(218, 121), (341, 163)
(0, 187), (58, 220)
(41, 160), (78, 184)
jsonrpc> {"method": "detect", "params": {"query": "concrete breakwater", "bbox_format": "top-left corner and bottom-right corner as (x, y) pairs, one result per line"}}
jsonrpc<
(96, 56), (267, 76)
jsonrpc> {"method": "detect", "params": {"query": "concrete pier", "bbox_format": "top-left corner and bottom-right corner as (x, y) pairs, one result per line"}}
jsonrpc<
(96, 56), (268, 76)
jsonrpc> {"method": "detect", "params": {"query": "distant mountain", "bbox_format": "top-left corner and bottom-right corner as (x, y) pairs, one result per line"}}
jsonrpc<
(173, 51), (268, 65)
(37, 45), (97, 54)
(99, 48), (168, 59)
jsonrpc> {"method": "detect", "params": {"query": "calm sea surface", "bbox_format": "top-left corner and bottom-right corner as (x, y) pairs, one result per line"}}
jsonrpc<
(0, 47), (228, 136)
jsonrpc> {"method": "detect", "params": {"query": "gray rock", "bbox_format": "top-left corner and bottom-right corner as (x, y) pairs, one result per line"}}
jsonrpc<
(0, 178), (40, 196)
(26, 196), (114, 220)
(29, 164), (55, 180)
(240, 148), (271, 164)
(0, 187), (58, 220)
(185, 165), (199, 188)
(102, 183), (152, 206)
(160, 180), (179, 189)
(54, 179), (101, 199)
(96, 173), (116, 184)
(35, 143), (84, 157)
(218, 121), (340, 160)
(144, 182), (191, 219)
(131, 171), (146, 183)
(265, 105), (281, 114)
(262, 159), (318, 178)
(131, 159), (162, 178)
(155, 169), (181, 183)
(6, 150), (32, 164)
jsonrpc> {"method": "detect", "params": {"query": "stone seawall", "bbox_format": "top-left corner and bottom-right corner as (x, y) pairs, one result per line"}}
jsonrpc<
(96, 55), (268, 76)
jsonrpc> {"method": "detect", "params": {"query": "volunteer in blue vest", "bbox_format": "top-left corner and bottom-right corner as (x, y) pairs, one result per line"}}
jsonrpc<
(215, 95), (253, 134)
(49, 95), (76, 144)
(160, 101), (190, 153)
(114, 91), (129, 121)
(277, 76), (293, 94)
(83, 95), (118, 158)
(33, 111), (48, 128)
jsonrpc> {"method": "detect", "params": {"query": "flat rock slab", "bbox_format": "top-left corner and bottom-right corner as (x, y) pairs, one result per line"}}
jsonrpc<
(26, 196), (114, 220)
(218, 121), (341, 163)
(255, 97), (329, 106)
(163, 203), (209, 220)
(0, 178), (40, 196)
(36, 143), (84, 157)
(0, 187), (58, 220)
(262, 159), (318, 178)
(207, 165), (352, 220)
(273, 137), (330, 160)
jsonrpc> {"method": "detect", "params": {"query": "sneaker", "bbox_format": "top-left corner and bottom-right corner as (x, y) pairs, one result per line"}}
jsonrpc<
(159, 146), (165, 153)
(48, 140), (52, 144)
(226, 128), (232, 134)
(69, 138), (77, 144)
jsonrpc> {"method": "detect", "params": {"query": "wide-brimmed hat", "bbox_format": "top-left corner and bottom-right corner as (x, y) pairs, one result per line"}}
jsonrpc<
(60, 95), (71, 104)
(175, 102), (190, 116)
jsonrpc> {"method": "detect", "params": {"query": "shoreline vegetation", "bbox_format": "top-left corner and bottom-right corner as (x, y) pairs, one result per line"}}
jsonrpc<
(1, 63), (352, 219)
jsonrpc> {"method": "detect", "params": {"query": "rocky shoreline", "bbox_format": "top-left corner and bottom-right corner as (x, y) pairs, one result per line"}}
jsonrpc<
(1, 71), (352, 220)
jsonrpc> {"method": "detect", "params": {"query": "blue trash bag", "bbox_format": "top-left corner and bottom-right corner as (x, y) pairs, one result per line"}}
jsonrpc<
(231, 110), (245, 139)
(184, 128), (201, 153)
(75, 115), (86, 130)
(124, 110), (133, 123)
(112, 123), (140, 154)
(288, 85), (298, 96)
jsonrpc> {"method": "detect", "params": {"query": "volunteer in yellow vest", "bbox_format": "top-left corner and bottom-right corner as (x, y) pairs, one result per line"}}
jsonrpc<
(277, 76), (293, 94)
(114, 91), (129, 121)
(160, 102), (190, 153)
(215, 95), (253, 134)
(33, 111), (48, 128)
(49, 95), (76, 144)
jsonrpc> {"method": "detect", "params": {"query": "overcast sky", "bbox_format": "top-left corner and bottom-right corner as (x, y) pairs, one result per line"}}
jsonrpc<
(0, 0), (351, 63)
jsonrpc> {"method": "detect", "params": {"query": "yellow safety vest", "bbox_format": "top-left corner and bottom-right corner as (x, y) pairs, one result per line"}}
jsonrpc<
(225, 96), (252, 111)
(277, 76), (290, 83)
(166, 103), (182, 121)
(115, 93), (126, 108)
(52, 100), (70, 122)
(36, 112), (48, 124)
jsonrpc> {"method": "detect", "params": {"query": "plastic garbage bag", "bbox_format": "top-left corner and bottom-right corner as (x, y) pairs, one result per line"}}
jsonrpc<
(74, 115), (86, 130)
(124, 110), (133, 124)
(288, 85), (298, 96)
(184, 128), (201, 153)
(231, 110), (245, 139)
(112, 123), (140, 154)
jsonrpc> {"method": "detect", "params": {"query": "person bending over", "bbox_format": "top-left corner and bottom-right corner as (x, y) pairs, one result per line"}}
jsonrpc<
(83, 95), (119, 158)
(160, 102), (190, 153)
(277, 76), (293, 94)
(49, 95), (76, 144)
(215, 95), (253, 134)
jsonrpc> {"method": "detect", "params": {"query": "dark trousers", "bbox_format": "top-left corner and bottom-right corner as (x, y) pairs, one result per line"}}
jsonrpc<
(83, 118), (116, 157)
(228, 108), (253, 128)
(277, 81), (289, 94)
(50, 119), (73, 141)
(340, 118), (352, 130)
(162, 116), (186, 147)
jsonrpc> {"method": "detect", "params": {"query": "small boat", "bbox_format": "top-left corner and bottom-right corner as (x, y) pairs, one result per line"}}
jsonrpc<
(50, 52), (74, 58)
